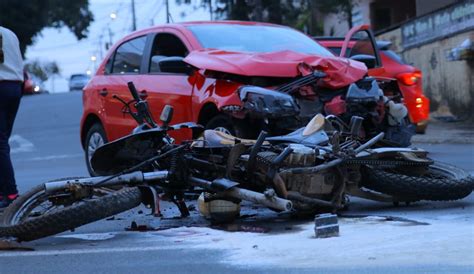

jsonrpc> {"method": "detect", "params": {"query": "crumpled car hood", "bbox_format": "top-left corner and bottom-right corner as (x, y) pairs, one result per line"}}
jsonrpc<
(184, 49), (367, 89)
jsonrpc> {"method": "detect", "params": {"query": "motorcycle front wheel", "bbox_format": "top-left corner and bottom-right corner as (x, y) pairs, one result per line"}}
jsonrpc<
(0, 182), (142, 242)
(362, 162), (474, 201)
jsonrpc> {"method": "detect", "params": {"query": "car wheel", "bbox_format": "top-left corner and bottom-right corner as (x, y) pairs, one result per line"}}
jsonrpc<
(416, 123), (428, 134)
(85, 123), (108, 176)
(205, 114), (237, 136)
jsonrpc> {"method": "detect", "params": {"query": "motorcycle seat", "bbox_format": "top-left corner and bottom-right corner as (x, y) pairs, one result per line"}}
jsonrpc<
(201, 130), (269, 147)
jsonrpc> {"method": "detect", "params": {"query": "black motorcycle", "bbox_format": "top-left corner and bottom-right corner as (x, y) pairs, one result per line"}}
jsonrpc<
(1, 82), (472, 242)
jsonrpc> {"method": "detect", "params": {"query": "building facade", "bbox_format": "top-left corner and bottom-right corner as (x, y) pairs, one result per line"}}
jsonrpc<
(322, 0), (473, 119)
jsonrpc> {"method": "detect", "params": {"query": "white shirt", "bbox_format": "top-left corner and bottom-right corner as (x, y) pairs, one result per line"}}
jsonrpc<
(0, 26), (24, 82)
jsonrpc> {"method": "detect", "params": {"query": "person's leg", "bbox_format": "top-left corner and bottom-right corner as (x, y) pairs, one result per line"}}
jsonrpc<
(0, 82), (21, 200)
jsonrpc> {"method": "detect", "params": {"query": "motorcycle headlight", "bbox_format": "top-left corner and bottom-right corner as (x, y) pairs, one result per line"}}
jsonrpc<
(238, 86), (299, 118)
(346, 78), (383, 102)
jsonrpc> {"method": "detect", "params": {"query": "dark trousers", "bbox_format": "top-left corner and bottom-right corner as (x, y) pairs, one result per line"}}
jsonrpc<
(0, 81), (22, 196)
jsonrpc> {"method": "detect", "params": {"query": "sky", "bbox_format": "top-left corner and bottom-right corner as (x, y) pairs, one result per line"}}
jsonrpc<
(25, 0), (211, 93)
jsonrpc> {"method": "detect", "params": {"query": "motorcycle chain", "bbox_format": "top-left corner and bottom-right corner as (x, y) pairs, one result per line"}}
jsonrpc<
(343, 158), (433, 168)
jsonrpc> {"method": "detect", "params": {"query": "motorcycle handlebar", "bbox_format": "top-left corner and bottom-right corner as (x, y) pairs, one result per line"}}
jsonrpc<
(127, 81), (141, 102)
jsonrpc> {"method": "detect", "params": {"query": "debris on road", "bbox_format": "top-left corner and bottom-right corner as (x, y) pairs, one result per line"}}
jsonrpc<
(314, 213), (339, 238)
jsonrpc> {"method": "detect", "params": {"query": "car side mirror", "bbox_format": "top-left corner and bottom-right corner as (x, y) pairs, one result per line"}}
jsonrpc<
(160, 105), (174, 127)
(158, 57), (193, 75)
(350, 54), (376, 69)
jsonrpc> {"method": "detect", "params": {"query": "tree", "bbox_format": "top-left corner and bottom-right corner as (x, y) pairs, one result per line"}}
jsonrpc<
(176, 0), (324, 35)
(0, 0), (94, 56)
(25, 60), (61, 83)
(313, 0), (356, 29)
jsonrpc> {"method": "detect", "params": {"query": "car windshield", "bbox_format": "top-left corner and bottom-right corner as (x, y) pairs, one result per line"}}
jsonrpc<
(188, 24), (333, 56)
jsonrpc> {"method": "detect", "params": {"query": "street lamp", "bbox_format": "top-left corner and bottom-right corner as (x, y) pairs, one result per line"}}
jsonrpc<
(90, 55), (97, 62)
(110, 12), (117, 20)
(86, 70), (92, 75)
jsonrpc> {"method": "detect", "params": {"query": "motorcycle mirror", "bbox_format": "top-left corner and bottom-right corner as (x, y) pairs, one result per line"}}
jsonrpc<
(349, 116), (364, 137)
(160, 105), (174, 126)
(302, 114), (325, 136)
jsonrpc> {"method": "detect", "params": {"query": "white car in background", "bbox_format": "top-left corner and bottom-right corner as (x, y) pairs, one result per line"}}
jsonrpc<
(69, 74), (90, 92)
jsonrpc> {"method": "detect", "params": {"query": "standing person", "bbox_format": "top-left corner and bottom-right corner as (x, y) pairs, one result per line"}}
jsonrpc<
(0, 26), (23, 209)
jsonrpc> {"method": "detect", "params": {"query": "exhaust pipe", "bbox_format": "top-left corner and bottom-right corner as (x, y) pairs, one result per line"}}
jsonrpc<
(43, 171), (168, 194)
(224, 187), (293, 212)
(190, 177), (292, 211)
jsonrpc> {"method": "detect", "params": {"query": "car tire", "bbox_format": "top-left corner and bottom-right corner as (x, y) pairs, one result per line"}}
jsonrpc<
(205, 114), (253, 138)
(415, 123), (428, 134)
(85, 123), (108, 176)
(205, 114), (238, 135)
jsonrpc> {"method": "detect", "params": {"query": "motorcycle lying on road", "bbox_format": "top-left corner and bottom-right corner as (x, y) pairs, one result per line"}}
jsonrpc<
(1, 82), (473, 242)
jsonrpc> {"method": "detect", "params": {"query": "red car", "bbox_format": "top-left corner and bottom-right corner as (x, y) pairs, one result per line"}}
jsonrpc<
(22, 71), (41, 95)
(81, 21), (410, 175)
(316, 25), (430, 133)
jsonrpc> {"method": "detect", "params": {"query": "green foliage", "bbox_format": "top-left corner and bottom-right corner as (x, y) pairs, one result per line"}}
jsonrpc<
(175, 0), (330, 35)
(25, 59), (61, 83)
(0, 0), (94, 56)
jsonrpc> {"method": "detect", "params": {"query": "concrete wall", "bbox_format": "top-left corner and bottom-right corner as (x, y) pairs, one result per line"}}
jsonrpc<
(377, 28), (474, 118)
(416, 0), (458, 16)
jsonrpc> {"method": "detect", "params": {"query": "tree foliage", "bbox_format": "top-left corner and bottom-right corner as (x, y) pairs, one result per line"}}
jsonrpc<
(0, 0), (94, 56)
(176, 0), (355, 35)
(25, 59), (61, 83)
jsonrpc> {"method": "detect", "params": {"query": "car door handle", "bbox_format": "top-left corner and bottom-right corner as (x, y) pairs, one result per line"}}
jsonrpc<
(99, 88), (108, 97)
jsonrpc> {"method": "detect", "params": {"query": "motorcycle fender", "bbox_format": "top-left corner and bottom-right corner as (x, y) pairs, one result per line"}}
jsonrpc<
(212, 178), (240, 192)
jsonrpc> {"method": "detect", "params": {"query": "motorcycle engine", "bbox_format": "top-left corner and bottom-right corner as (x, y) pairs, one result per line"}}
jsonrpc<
(285, 144), (315, 167)
(282, 169), (337, 197)
(256, 148), (337, 197)
(283, 145), (336, 197)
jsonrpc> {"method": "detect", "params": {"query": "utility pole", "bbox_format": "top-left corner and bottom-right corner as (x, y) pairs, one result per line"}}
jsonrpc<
(209, 0), (213, 21)
(98, 34), (104, 60)
(131, 0), (137, 31)
(107, 28), (114, 49)
(166, 0), (170, 23)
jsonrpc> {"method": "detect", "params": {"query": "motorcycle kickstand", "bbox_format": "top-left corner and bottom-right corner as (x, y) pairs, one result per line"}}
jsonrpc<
(172, 194), (190, 218)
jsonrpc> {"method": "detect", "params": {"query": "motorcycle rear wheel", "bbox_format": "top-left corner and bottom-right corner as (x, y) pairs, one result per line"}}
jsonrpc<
(362, 162), (474, 201)
(0, 183), (142, 242)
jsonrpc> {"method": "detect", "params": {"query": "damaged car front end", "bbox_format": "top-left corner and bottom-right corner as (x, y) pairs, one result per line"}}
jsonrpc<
(181, 22), (413, 145)
(237, 85), (301, 132)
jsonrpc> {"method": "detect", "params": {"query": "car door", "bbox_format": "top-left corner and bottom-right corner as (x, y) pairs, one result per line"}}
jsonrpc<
(139, 28), (196, 142)
(100, 35), (149, 141)
(340, 25), (385, 77)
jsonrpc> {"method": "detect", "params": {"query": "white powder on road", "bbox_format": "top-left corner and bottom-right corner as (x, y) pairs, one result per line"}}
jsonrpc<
(152, 214), (474, 268)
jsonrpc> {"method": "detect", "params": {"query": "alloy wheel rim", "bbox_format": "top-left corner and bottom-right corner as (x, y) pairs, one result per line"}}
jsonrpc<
(214, 126), (232, 135)
(87, 132), (104, 163)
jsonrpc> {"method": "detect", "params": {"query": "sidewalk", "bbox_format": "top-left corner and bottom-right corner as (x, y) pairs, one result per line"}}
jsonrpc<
(412, 119), (474, 144)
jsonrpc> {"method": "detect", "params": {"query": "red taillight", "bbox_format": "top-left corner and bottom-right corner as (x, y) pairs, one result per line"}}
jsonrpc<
(415, 97), (423, 108)
(397, 71), (422, 86)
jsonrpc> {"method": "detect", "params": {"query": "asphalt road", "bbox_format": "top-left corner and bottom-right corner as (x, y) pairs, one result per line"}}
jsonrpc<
(1, 92), (473, 274)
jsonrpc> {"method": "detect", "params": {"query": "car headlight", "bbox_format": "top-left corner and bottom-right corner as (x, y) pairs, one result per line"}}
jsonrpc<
(238, 86), (299, 118)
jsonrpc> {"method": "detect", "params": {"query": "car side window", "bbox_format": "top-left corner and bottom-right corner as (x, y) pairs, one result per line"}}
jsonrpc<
(347, 32), (376, 59)
(104, 56), (113, 74)
(328, 47), (342, 56)
(149, 33), (189, 73)
(111, 36), (147, 74)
